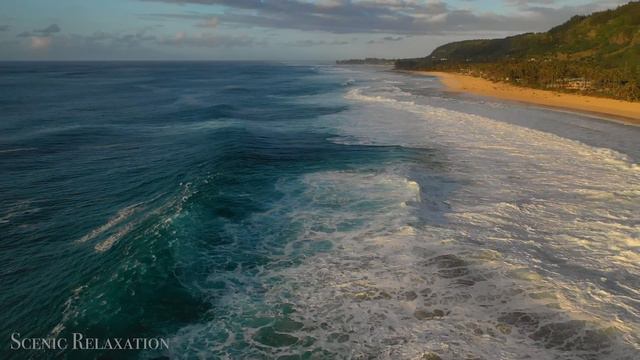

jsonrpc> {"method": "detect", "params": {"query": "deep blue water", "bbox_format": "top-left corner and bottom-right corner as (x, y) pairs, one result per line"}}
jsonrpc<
(1, 62), (638, 359)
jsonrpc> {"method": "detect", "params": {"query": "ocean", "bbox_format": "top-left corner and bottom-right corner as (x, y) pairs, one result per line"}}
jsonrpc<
(0, 62), (638, 359)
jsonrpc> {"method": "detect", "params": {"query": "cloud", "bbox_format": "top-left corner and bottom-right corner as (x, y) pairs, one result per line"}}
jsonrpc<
(3, 26), (168, 59)
(81, 31), (158, 49)
(158, 32), (259, 47)
(2, 29), (169, 60)
(0, 25), (9, 32)
(36, 24), (61, 35)
(285, 39), (351, 47)
(141, 0), (630, 35)
(9, 22), (257, 58)
(505, 0), (558, 6)
(141, 0), (455, 34)
(368, 35), (404, 44)
(17, 24), (61, 37)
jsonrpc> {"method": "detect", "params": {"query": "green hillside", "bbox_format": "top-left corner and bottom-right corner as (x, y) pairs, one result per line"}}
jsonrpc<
(396, 1), (640, 101)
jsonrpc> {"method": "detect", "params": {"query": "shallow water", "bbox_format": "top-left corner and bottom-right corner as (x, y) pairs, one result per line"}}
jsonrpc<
(0, 62), (638, 359)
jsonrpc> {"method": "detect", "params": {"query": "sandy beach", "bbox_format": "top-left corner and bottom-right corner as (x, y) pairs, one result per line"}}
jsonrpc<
(414, 71), (640, 125)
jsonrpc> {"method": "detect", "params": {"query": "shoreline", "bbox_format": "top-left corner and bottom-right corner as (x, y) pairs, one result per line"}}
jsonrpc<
(409, 71), (640, 126)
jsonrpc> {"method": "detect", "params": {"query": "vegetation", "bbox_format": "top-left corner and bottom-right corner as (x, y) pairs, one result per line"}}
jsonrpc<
(395, 1), (640, 101)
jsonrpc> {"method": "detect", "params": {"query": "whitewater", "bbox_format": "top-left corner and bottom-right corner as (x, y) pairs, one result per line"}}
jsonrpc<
(167, 66), (640, 359)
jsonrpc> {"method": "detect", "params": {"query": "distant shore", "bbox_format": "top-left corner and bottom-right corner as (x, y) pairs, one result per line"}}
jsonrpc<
(411, 71), (640, 125)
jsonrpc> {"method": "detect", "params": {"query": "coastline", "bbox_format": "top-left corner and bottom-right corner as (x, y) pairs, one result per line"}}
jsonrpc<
(410, 71), (640, 126)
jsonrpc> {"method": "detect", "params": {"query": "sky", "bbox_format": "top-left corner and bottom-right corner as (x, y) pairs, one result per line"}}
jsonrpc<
(0, 0), (631, 61)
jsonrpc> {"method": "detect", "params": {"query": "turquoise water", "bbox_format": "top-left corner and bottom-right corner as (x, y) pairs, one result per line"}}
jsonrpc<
(1, 62), (639, 359)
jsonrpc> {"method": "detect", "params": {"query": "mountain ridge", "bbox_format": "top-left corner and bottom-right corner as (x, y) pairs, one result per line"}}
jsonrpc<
(395, 1), (640, 101)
